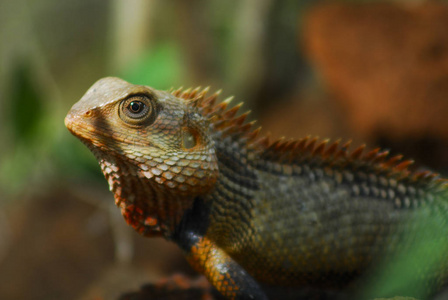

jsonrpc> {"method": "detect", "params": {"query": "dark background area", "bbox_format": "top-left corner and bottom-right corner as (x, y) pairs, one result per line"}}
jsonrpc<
(1, 0), (448, 299)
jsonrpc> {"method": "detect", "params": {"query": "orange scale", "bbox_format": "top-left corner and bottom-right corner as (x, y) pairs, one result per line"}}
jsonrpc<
(144, 216), (158, 226)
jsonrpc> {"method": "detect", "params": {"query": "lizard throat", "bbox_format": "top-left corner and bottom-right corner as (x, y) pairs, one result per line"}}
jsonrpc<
(92, 148), (198, 237)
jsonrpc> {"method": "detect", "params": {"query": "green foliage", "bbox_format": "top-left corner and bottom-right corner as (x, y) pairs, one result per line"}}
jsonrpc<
(9, 61), (43, 144)
(359, 211), (448, 299)
(0, 61), (46, 198)
(52, 130), (105, 181)
(120, 42), (185, 90)
(0, 60), (105, 200)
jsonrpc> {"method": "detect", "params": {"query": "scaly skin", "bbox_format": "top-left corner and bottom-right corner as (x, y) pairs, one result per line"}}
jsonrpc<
(65, 77), (448, 299)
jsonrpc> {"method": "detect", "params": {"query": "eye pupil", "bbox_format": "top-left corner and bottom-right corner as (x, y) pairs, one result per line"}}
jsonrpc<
(129, 101), (142, 113)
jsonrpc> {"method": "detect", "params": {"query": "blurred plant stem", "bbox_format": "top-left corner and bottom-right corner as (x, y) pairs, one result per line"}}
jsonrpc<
(110, 0), (153, 72)
(227, 0), (273, 107)
(173, 0), (219, 85)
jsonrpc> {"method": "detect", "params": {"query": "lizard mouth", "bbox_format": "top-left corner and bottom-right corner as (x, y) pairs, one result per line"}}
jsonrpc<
(65, 111), (94, 142)
(65, 113), (118, 166)
(65, 111), (162, 152)
(64, 111), (79, 136)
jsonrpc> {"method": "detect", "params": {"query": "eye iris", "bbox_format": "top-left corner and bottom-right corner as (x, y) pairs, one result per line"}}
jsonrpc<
(119, 95), (155, 125)
(125, 99), (149, 118)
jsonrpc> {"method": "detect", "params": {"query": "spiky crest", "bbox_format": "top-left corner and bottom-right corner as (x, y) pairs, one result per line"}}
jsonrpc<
(171, 87), (447, 189)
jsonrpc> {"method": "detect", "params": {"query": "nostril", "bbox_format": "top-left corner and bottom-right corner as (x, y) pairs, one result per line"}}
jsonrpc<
(84, 111), (92, 117)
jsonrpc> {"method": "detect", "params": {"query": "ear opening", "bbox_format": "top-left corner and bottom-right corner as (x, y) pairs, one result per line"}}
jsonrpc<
(182, 127), (200, 150)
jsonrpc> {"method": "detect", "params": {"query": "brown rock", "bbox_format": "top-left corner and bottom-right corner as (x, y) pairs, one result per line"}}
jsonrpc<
(304, 2), (448, 140)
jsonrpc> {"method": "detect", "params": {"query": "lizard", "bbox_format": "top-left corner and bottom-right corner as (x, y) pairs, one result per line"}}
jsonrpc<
(65, 77), (448, 300)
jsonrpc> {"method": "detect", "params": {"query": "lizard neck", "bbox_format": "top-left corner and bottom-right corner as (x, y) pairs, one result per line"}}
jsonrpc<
(96, 150), (198, 238)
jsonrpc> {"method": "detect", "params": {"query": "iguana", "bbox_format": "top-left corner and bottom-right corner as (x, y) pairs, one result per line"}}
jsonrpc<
(65, 77), (448, 300)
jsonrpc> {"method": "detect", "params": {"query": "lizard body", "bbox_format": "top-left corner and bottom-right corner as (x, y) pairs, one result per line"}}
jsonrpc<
(65, 77), (448, 299)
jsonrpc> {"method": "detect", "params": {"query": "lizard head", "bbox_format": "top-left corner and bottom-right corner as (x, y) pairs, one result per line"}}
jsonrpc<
(65, 77), (219, 236)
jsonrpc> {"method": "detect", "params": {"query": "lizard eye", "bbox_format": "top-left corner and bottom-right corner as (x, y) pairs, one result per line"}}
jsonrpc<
(119, 95), (155, 125)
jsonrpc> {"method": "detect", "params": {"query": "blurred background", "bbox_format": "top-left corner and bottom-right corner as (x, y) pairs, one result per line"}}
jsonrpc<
(1, 0), (448, 299)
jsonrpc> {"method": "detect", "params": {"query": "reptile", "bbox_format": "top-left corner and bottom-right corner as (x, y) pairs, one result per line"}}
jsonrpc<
(65, 77), (448, 300)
